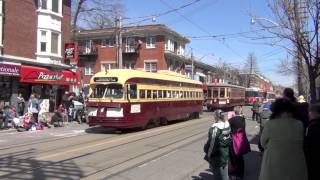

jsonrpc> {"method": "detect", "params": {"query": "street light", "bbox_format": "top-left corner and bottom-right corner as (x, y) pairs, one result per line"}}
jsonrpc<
(250, 16), (280, 27)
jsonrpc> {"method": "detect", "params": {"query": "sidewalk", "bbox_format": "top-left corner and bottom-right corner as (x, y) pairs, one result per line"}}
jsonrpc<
(190, 117), (262, 180)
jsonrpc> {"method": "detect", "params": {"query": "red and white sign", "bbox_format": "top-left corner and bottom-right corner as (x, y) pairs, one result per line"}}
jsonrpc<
(0, 63), (20, 76)
(20, 66), (78, 86)
(65, 43), (78, 64)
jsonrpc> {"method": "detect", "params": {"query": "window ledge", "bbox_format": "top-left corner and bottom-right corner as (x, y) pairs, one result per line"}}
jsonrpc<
(36, 52), (62, 59)
(37, 9), (63, 19)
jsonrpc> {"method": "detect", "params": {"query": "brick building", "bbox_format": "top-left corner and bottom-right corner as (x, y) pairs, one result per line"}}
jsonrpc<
(0, 0), (75, 109)
(239, 73), (273, 92)
(73, 24), (218, 92)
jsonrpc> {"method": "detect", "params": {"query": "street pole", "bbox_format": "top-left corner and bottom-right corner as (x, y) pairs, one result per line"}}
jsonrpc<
(191, 48), (194, 80)
(116, 16), (123, 69)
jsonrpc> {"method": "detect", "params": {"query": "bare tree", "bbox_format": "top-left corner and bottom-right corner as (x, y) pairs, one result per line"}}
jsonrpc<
(71, 0), (124, 31)
(251, 0), (320, 103)
(241, 53), (260, 87)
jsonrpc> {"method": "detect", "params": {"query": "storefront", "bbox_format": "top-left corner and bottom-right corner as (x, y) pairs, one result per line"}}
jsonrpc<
(19, 65), (78, 111)
(0, 62), (21, 108)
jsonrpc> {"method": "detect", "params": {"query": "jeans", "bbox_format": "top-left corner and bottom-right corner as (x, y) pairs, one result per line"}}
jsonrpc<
(211, 164), (229, 180)
(252, 111), (259, 121)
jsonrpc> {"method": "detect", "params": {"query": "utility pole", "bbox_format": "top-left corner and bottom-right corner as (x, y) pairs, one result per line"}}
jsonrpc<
(248, 55), (253, 88)
(191, 48), (194, 80)
(115, 16), (123, 69)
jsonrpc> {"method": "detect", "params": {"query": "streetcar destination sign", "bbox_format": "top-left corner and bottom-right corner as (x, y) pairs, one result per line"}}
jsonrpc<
(94, 77), (118, 82)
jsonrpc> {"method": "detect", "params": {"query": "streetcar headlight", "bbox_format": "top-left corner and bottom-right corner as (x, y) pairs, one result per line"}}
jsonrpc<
(88, 107), (97, 117)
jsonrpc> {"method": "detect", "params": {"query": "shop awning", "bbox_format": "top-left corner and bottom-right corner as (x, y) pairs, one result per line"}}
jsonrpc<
(20, 65), (78, 86)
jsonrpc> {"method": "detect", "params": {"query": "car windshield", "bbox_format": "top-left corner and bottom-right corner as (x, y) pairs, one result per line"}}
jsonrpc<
(90, 84), (123, 99)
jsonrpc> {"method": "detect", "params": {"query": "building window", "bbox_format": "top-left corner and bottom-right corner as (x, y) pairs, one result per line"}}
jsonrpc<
(125, 37), (136, 52)
(52, 0), (59, 13)
(165, 38), (174, 52)
(40, 30), (47, 52)
(144, 62), (157, 72)
(41, 0), (47, 9)
(101, 63), (113, 71)
(51, 32), (59, 54)
(124, 62), (134, 69)
(85, 63), (94, 75)
(101, 39), (115, 47)
(146, 37), (156, 48)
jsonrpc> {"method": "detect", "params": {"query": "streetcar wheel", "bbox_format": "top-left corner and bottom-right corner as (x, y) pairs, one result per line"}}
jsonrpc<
(152, 119), (161, 127)
(160, 118), (168, 126)
(193, 112), (200, 119)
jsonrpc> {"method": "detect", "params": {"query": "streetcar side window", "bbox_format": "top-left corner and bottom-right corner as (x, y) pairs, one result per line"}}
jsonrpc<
(179, 91), (183, 98)
(184, 91), (186, 98)
(220, 88), (225, 98)
(152, 90), (157, 99)
(147, 90), (152, 99)
(140, 89), (146, 99)
(168, 91), (171, 98)
(163, 90), (167, 98)
(208, 88), (212, 98)
(129, 84), (137, 99)
(158, 90), (163, 98)
(172, 91), (176, 98)
(213, 89), (218, 97)
(227, 88), (230, 98)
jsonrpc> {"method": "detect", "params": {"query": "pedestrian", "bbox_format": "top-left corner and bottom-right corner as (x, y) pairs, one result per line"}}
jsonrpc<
(228, 106), (247, 180)
(304, 103), (320, 180)
(283, 88), (309, 130)
(258, 102), (272, 152)
(27, 94), (39, 123)
(251, 99), (260, 121)
(259, 98), (308, 180)
(17, 93), (25, 117)
(204, 109), (232, 180)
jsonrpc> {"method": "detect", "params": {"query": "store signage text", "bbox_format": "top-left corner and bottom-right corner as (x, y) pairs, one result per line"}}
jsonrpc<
(38, 72), (63, 81)
(94, 77), (118, 82)
(0, 63), (20, 76)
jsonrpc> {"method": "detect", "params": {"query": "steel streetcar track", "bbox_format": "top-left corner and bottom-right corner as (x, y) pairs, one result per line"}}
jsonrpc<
(84, 131), (207, 179)
(0, 131), (106, 151)
(0, 116), (211, 151)
(35, 120), (210, 160)
(0, 121), (209, 179)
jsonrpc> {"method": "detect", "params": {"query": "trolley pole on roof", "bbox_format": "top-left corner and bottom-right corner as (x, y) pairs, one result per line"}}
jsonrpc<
(191, 48), (194, 80)
(116, 16), (123, 69)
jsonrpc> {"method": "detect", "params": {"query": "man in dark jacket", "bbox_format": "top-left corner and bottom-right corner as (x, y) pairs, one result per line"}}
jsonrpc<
(283, 88), (309, 131)
(305, 103), (320, 180)
(252, 99), (260, 121)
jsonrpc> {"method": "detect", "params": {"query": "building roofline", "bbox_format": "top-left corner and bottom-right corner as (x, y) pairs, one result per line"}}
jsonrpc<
(75, 24), (190, 43)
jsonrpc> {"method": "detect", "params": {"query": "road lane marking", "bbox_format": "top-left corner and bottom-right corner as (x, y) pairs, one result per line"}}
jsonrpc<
(37, 118), (211, 160)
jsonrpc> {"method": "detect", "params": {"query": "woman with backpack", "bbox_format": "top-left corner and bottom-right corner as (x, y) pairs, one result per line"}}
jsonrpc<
(228, 106), (250, 180)
(204, 109), (232, 180)
(259, 98), (307, 180)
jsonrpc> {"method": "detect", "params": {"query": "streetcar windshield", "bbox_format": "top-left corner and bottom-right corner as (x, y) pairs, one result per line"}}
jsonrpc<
(90, 83), (123, 99)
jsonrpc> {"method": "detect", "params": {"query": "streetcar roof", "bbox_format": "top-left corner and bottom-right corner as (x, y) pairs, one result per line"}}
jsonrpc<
(90, 69), (202, 85)
(206, 83), (245, 89)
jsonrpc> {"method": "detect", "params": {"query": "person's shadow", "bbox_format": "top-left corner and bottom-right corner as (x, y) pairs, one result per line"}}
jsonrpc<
(191, 169), (214, 180)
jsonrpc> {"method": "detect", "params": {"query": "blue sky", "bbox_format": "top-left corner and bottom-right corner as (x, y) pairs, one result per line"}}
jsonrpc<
(121, 0), (295, 87)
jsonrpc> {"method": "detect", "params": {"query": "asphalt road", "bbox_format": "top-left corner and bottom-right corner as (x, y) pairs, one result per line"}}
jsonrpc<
(0, 106), (261, 180)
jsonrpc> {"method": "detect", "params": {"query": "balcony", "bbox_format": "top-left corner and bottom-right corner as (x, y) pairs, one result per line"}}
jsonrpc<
(78, 45), (98, 56)
(123, 45), (137, 53)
